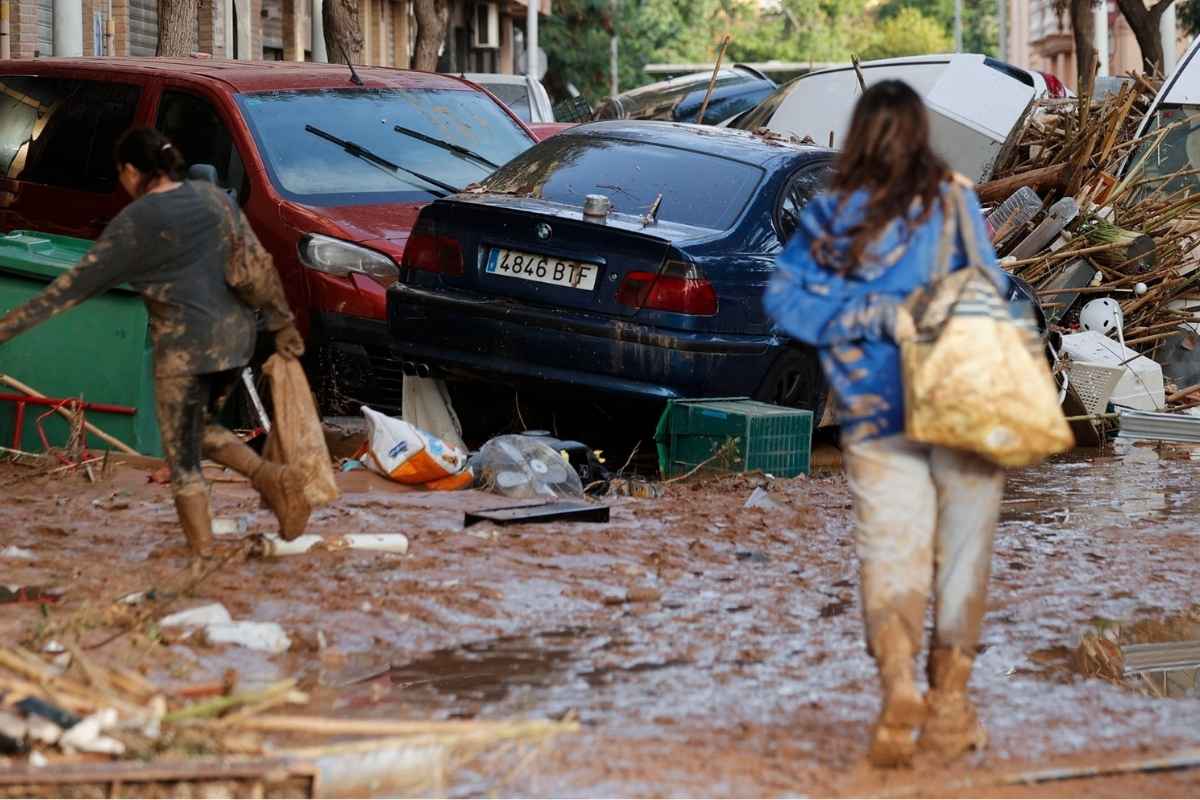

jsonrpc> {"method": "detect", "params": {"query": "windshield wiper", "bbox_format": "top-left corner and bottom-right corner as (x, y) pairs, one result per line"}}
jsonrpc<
(392, 125), (500, 171)
(304, 124), (460, 196)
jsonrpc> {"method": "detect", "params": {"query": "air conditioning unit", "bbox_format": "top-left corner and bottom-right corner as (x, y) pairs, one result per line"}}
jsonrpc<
(472, 2), (500, 49)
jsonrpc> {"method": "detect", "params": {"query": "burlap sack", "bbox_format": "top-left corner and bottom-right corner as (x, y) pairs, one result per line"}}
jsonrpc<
(262, 355), (339, 507)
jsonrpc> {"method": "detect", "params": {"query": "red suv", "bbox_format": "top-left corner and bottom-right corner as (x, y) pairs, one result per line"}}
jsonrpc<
(0, 58), (535, 409)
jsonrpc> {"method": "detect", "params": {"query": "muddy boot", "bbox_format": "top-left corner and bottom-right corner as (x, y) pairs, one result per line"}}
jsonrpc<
(920, 646), (987, 760)
(208, 442), (311, 541)
(251, 462), (311, 541)
(174, 487), (215, 556)
(868, 620), (927, 768)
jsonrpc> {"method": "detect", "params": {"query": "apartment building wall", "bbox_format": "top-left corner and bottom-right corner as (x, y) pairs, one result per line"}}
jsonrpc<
(4, 0), (547, 71)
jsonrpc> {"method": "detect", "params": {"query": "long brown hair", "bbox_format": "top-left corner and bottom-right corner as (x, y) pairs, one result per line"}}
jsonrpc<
(827, 80), (949, 269)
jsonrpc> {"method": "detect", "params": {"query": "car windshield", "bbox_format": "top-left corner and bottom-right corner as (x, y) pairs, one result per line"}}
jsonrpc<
(480, 82), (532, 122)
(1128, 105), (1200, 200)
(482, 134), (765, 230)
(238, 88), (532, 205)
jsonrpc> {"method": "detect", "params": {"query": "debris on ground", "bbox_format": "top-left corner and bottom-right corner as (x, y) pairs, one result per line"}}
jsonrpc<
(359, 405), (473, 491)
(473, 434), (585, 499)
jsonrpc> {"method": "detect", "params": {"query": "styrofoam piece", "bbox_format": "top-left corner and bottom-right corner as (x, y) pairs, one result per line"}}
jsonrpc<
(212, 517), (248, 536)
(160, 603), (233, 629)
(1, 546), (35, 560)
(205, 621), (292, 654)
(1060, 331), (1165, 411)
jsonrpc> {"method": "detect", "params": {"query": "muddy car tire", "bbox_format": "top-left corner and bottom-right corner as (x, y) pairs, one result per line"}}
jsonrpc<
(754, 348), (828, 422)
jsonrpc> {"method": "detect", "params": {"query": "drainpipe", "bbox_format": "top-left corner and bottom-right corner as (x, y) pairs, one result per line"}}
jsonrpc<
(1, 0), (10, 60)
(1095, 0), (1109, 77)
(54, 0), (84, 56)
(525, 0), (537, 78)
(311, 0), (326, 61)
(953, 0), (962, 51)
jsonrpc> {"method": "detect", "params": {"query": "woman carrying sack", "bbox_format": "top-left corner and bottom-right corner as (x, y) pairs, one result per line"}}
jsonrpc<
(0, 128), (312, 556)
(765, 82), (1023, 767)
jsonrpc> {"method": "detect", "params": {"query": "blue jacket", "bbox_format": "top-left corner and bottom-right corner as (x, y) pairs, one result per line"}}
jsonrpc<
(764, 179), (1005, 444)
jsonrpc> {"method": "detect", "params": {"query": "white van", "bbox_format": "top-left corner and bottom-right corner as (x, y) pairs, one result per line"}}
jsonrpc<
(728, 54), (1061, 182)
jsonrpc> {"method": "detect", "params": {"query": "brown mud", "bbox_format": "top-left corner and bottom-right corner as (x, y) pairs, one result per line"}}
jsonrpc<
(1, 439), (1199, 796)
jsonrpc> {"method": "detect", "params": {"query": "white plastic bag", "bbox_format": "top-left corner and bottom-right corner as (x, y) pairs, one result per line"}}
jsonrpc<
(360, 406), (470, 488)
(402, 376), (466, 453)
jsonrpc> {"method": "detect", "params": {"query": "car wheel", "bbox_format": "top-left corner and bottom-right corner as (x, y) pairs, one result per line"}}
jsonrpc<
(754, 348), (828, 422)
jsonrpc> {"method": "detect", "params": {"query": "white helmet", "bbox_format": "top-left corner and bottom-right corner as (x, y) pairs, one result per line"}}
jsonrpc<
(1080, 298), (1125, 345)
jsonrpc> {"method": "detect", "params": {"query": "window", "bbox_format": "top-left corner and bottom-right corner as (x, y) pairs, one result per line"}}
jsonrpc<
(0, 76), (141, 193)
(484, 134), (765, 231)
(156, 91), (247, 199)
(482, 82), (532, 123)
(237, 88), (533, 204)
(776, 161), (833, 242)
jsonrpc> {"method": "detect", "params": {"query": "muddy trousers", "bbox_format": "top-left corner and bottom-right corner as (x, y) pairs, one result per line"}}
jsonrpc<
(844, 434), (1004, 657)
(155, 369), (247, 493)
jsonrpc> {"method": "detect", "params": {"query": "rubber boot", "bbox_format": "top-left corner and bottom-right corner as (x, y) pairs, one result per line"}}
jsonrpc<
(174, 487), (215, 556)
(207, 442), (311, 541)
(868, 619), (927, 768)
(919, 646), (987, 760)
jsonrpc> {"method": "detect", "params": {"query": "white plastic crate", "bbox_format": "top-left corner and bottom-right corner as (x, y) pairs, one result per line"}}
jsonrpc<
(1067, 361), (1125, 415)
(1060, 331), (1165, 411)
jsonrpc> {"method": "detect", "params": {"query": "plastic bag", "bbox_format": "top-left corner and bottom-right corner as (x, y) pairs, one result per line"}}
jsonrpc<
(473, 435), (583, 499)
(402, 376), (466, 453)
(262, 355), (339, 507)
(360, 406), (471, 489)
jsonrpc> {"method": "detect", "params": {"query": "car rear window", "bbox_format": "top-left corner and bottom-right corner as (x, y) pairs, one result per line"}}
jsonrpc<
(238, 87), (532, 205)
(482, 134), (765, 231)
(481, 82), (532, 122)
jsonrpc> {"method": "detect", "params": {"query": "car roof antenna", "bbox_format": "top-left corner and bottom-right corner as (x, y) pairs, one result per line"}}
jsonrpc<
(338, 41), (364, 86)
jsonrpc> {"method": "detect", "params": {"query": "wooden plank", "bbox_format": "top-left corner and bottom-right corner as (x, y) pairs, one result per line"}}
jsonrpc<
(0, 757), (317, 786)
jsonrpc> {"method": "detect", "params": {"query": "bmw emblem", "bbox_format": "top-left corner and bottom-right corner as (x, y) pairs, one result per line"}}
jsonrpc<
(536, 223), (552, 241)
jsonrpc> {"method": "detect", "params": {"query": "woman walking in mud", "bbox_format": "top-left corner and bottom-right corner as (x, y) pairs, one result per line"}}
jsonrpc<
(0, 128), (311, 556)
(764, 81), (1008, 767)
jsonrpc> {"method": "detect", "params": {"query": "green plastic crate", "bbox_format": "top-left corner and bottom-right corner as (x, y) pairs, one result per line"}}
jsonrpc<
(0, 230), (162, 456)
(654, 397), (812, 479)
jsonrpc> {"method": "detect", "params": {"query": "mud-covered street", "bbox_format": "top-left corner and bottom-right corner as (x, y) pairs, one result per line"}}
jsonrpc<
(2, 439), (1199, 797)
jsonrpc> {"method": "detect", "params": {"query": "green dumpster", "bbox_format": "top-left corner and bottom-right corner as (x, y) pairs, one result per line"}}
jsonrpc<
(0, 230), (161, 456)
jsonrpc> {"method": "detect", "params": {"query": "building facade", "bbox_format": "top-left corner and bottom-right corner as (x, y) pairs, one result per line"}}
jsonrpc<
(1, 0), (548, 71)
(1007, 0), (1189, 90)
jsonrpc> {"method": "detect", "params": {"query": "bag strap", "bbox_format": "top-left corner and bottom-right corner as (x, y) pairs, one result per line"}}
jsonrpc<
(933, 182), (987, 279)
(951, 183), (988, 267)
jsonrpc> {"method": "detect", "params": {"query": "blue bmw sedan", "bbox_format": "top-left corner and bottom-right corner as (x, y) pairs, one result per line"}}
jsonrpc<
(385, 121), (836, 416)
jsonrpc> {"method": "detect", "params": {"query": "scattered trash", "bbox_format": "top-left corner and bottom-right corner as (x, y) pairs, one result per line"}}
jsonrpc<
(212, 516), (249, 536)
(340, 458), (365, 472)
(0, 546), (35, 560)
(743, 487), (781, 511)
(522, 430), (611, 486)
(204, 621), (292, 654)
(606, 477), (663, 498)
(1117, 408), (1200, 444)
(59, 709), (125, 755)
(0, 584), (61, 603)
(92, 491), (132, 511)
(402, 375), (467, 453)
(253, 533), (410, 557)
(160, 603), (233, 628)
(464, 501), (609, 528)
(359, 405), (472, 491)
(473, 435), (584, 499)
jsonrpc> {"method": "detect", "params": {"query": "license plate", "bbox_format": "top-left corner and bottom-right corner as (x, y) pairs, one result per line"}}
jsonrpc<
(486, 248), (599, 291)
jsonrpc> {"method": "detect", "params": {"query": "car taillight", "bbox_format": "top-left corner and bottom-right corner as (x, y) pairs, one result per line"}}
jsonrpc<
(1039, 71), (1067, 99)
(402, 229), (464, 277)
(617, 260), (718, 316)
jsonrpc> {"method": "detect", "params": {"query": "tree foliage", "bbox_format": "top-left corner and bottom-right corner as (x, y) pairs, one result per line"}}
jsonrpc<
(861, 8), (952, 58)
(875, 0), (997, 55)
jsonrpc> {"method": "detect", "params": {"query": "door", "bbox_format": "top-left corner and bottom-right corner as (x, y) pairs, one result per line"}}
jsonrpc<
(0, 75), (144, 239)
(36, 0), (53, 56)
(155, 88), (248, 201)
(129, 0), (158, 56)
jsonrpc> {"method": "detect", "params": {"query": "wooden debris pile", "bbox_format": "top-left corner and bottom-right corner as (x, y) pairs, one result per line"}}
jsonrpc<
(974, 76), (1200, 412)
(0, 644), (577, 797)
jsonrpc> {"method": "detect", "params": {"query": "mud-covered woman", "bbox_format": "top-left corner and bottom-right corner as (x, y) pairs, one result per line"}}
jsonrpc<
(764, 81), (1010, 767)
(0, 128), (311, 556)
